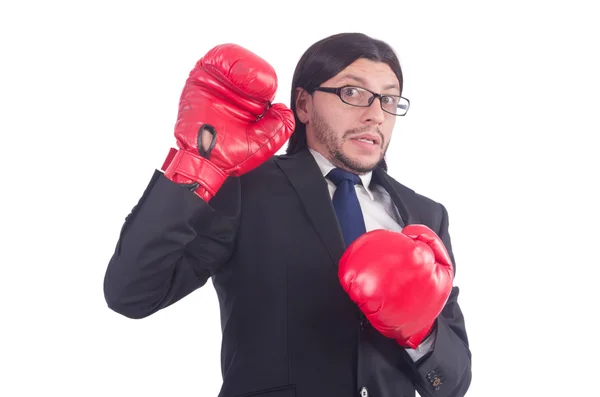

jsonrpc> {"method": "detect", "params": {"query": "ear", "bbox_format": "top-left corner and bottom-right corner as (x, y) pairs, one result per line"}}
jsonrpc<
(295, 87), (311, 124)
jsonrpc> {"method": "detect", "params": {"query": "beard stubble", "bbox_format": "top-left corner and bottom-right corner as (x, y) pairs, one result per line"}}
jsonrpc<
(312, 110), (387, 174)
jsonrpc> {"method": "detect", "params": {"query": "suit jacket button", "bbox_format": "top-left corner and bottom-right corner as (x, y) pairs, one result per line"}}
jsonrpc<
(360, 386), (369, 397)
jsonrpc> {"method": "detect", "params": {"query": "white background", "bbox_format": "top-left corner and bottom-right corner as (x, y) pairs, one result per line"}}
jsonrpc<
(1, 0), (599, 396)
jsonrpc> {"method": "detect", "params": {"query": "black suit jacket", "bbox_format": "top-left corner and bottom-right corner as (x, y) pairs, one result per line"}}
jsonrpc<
(104, 148), (472, 397)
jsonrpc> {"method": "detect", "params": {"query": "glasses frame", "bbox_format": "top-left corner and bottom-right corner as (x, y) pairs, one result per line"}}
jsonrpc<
(311, 85), (410, 116)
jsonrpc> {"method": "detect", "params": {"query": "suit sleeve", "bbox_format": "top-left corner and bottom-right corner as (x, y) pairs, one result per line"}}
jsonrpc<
(410, 203), (472, 397)
(103, 169), (241, 319)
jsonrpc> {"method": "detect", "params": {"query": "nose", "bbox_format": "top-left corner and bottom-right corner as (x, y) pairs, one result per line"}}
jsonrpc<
(362, 96), (386, 124)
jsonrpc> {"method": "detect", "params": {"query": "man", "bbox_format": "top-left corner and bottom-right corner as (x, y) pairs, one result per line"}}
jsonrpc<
(104, 33), (472, 397)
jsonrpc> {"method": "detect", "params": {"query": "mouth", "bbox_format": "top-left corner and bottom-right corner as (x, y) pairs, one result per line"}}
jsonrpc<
(349, 133), (381, 146)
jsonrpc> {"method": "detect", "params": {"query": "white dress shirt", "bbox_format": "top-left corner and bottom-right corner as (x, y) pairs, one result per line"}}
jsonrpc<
(308, 148), (436, 362)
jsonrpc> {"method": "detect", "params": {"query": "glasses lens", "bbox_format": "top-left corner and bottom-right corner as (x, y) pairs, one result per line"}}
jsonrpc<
(339, 87), (372, 106)
(383, 96), (409, 116)
(337, 86), (409, 116)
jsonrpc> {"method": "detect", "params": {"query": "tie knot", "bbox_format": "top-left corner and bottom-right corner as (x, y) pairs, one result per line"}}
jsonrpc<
(327, 168), (361, 186)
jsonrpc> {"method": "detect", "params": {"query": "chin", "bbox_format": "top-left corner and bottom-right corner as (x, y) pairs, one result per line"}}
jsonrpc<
(334, 150), (382, 174)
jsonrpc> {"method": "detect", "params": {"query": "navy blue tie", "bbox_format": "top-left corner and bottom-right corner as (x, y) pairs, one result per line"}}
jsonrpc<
(327, 168), (367, 247)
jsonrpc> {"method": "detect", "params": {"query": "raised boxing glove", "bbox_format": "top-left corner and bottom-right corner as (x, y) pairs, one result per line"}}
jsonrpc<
(338, 224), (454, 349)
(162, 44), (295, 202)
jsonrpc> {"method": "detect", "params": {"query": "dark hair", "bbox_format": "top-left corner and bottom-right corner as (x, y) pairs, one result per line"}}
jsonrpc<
(285, 32), (404, 170)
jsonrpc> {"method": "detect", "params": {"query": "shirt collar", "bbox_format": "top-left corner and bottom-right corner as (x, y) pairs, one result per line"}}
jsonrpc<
(308, 147), (376, 201)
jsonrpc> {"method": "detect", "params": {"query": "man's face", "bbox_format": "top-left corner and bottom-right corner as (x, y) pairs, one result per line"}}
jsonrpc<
(296, 58), (400, 174)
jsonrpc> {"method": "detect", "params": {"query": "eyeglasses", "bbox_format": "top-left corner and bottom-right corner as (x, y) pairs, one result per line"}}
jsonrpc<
(311, 85), (410, 116)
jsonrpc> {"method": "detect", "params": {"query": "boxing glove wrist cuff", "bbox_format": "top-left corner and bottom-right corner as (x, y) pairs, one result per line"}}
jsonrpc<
(163, 148), (227, 202)
(396, 320), (435, 349)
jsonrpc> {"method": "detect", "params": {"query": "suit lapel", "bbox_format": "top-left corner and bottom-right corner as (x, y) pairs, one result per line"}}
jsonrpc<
(274, 150), (346, 264)
(274, 150), (417, 264)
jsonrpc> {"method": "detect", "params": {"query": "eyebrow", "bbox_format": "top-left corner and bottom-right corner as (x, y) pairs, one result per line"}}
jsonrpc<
(337, 73), (400, 91)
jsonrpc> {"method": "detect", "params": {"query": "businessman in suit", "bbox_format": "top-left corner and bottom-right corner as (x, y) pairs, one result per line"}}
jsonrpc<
(104, 33), (472, 397)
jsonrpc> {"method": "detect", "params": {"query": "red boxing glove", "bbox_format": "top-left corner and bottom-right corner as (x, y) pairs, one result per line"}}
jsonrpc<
(338, 224), (454, 349)
(162, 43), (295, 202)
